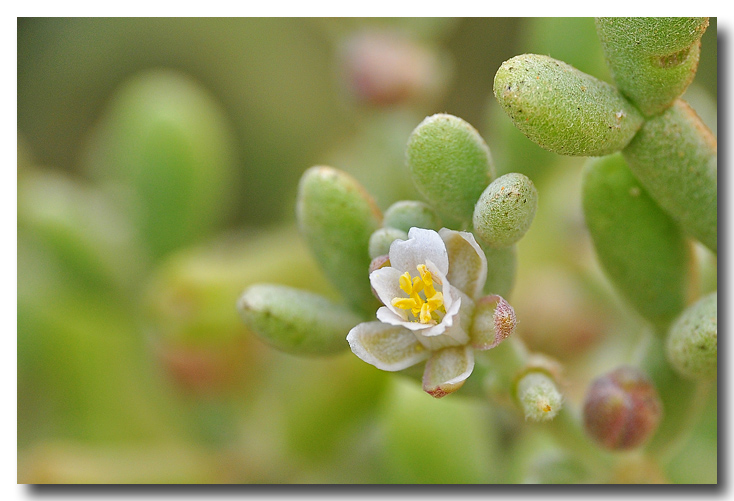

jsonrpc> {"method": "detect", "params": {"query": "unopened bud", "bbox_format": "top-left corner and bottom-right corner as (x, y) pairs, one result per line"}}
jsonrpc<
(515, 371), (562, 422)
(470, 295), (516, 350)
(340, 31), (447, 107)
(583, 366), (663, 450)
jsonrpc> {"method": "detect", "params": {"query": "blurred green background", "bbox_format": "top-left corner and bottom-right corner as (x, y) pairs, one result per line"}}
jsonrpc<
(17, 18), (717, 483)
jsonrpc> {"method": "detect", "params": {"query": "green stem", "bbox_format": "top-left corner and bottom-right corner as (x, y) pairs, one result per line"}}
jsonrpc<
(546, 404), (615, 479)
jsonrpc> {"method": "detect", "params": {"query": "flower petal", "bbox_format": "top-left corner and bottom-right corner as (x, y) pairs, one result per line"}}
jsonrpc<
(376, 305), (410, 326)
(389, 227), (449, 277)
(422, 345), (475, 398)
(439, 228), (487, 298)
(347, 321), (429, 371)
(370, 266), (408, 319)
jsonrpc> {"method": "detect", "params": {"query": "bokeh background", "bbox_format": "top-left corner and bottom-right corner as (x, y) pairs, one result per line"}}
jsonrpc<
(17, 18), (717, 483)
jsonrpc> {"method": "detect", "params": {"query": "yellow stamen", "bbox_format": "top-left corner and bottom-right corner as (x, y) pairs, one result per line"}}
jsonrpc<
(391, 264), (446, 324)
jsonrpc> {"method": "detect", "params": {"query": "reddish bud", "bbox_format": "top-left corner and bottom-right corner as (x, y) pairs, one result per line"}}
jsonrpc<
(340, 31), (446, 107)
(583, 366), (663, 450)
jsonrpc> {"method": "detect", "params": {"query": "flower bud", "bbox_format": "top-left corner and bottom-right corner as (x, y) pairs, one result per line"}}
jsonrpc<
(666, 292), (717, 381)
(470, 295), (516, 350)
(583, 366), (663, 450)
(383, 200), (441, 233)
(368, 227), (408, 259)
(472, 172), (538, 249)
(339, 30), (448, 107)
(515, 370), (563, 422)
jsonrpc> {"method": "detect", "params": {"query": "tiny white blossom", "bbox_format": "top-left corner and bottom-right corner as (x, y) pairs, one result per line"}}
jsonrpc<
(348, 227), (513, 398)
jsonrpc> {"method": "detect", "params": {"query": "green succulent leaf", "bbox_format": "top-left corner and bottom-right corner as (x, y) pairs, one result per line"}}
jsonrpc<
(405, 114), (494, 224)
(237, 284), (362, 356)
(582, 153), (690, 332)
(84, 69), (239, 260)
(383, 200), (441, 233)
(482, 245), (517, 299)
(595, 17), (709, 116)
(472, 172), (538, 249)
(296, 166), (383, 316)
(666, 292), (717, 381)
(622, 99), (717, 253)
(494, 54), (644, 156)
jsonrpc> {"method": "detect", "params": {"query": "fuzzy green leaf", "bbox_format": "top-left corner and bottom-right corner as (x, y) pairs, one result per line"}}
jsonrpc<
(595, 17), (709, 116)
(296, 166), (383, 316)
(237, 284), (362, 355)
(84, 69), (238, 260)
(405, 114), (494, 224)
(482, 245), (517, 299)
(472, 172), (538, 249)
(383, 200), (441, 232)
(582, 153), (690, 331)
(622, 99), (717, 253)
(494, 54), (644, 156)
(666, 292), (717, 381)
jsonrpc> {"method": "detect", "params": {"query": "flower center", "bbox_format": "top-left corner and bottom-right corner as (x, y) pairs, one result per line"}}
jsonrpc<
(391, 264), (446, 324)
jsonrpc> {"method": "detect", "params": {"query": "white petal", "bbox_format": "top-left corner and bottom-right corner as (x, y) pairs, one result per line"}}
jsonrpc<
(376, 306), (409, 325)
(439, 228), (488, 298)
(347, 321), (430, 371)
(422, 346), (475, 398)
(389, 227), (449, 276)
(369, 266), (408, 319)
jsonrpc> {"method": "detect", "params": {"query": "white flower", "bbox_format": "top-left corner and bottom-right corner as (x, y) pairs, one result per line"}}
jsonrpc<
(347, 227), (514, 398)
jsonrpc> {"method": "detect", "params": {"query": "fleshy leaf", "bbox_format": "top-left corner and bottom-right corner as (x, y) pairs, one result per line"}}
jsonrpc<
(473, 173), (538, 249)
(622, 99), (717, 253)
(84, 69), (238, 260)
(422, 345), (474, 398)
(369, 227), (408, 260)
(406, 114), (494, 224)
(582, 153), (690, 332)
(666, 292), (717, 381)
(493, 54), (643, 156)
(595, 17), (709, 116)
(383, 200), (441, 233)
(296, 166), (383, 316)
(483, 245), (517, 298)
(237, 284), (361, 355)
(347, 321), (429, 371)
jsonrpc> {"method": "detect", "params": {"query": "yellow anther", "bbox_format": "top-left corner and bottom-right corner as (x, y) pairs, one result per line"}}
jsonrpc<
(392, 297), (418, 310)
(391, 263), (446, 324)
(417, 264), (437, 298)
(426, 291), (444, 310)
(420, 303), (432, 324)
(399, 272), (413, 295)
